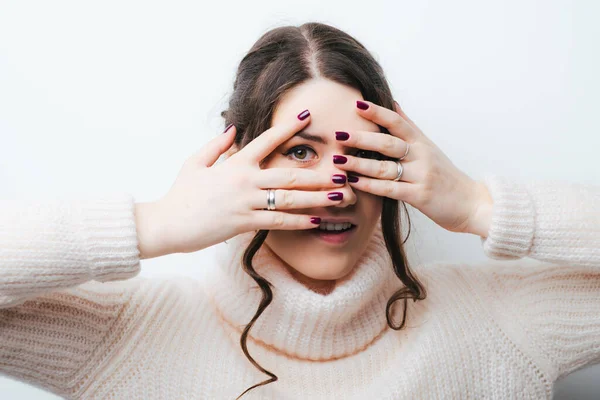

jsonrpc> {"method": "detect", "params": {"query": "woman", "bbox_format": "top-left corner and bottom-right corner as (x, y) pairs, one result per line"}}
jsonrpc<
(1, 22), (598, 399)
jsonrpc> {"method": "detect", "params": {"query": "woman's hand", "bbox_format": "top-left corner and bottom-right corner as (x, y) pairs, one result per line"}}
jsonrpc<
(135, 109), (347, 259)
(334, 100), (493, 236)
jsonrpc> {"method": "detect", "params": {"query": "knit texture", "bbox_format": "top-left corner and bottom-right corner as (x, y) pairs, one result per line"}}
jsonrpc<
(0, 175), (598, 399)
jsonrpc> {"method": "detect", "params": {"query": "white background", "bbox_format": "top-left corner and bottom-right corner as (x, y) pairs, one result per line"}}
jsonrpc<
(1, 0), (599, 398)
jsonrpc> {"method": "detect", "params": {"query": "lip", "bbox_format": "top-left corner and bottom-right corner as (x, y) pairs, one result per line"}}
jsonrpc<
(308, 225), (357, 245)
(314, 218), (358, 225)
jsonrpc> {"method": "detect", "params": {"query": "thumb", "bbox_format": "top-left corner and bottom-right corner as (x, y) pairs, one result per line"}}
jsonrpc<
(193, 124), (237, 168)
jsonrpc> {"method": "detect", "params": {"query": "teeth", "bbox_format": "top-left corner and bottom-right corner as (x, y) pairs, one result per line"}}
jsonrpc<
(318, 222), (353, 231)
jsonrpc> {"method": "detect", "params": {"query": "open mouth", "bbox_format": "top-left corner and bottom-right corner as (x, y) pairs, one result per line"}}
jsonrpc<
(313, 224), (356, 233)
(308, 224), (357, 244)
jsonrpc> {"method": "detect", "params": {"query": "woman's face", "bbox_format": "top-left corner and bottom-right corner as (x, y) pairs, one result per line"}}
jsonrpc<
(259, 78), (383, 294)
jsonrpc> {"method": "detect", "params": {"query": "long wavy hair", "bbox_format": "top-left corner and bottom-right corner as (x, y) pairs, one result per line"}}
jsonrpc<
(221, 22), (427, 399)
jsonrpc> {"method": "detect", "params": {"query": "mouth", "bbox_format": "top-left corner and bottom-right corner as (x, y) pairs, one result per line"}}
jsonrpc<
(307, 224), (357, 244)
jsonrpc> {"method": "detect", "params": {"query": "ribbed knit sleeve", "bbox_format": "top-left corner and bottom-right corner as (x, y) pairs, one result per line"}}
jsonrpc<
(471, 175), (600, 382)
(0, 193), (145, 397)
(479, 175), (599, 266)
(0, 193), (142, 307)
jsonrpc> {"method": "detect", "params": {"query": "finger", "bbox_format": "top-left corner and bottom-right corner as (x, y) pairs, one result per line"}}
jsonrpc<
(393, 100), (418, 131)
(248, 188), (344, 211)
(254, 168), (345, 189)
(347, 174), (415, 203)
(355, 100), (416, 142)
(333, 154), (417, 183)
(340, 129), (408, 160)
(192, 124), (237, 168)
(250, 211), (323, 231)
(239, 108), (311, 164)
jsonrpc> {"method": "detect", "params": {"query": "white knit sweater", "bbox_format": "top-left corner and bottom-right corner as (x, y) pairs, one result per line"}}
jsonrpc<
(0, 175), (599, 399)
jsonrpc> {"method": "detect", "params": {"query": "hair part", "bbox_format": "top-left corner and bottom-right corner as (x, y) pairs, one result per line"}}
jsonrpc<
(221, 22), (428, 399)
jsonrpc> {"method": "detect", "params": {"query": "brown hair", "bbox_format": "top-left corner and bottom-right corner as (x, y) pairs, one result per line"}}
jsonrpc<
(221, 22), (427, 399)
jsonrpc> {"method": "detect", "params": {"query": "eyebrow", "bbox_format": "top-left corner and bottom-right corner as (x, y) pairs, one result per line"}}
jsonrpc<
(292, 130), (328, 144)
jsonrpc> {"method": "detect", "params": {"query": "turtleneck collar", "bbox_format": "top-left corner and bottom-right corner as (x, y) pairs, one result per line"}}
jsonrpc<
(206, 220), (400, 361)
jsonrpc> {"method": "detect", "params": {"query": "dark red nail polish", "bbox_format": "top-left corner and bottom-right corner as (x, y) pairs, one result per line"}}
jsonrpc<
(348, 175), (359, 183)
(328, 192), (343, 201)
(223, 123), (233, 133)
(332, 174), (346, 184)
(333, 155), (347, 164)
(335, 131), (349, 141)
(356, 100), (369, 110)
(310, 217), (321, 224)
(297, 109), (310, 120)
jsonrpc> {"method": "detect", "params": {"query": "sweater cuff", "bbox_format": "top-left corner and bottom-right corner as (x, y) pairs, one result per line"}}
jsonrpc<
(479, 175), (536, 260)
(75, 193), (141, 281)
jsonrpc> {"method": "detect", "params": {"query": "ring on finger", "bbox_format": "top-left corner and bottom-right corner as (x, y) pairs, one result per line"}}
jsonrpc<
(399, 142), (410, 161)
(392, 160), (404, 182)
(266, 188), (277, 211)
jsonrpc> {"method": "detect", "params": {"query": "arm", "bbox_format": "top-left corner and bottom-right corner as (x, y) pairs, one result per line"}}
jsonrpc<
(475, 175), (599, 266)
(0, 193), (141, 307)
(0, 194), (145, 396)
(463, 175), (600, 382)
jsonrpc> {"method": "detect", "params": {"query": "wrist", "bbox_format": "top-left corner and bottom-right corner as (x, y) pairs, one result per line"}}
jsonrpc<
(134, 201), (172, 259)
(468, 181), (494, 238)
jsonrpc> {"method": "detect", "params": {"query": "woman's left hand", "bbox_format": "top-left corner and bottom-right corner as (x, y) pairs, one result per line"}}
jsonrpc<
(336, 100), (493, 236)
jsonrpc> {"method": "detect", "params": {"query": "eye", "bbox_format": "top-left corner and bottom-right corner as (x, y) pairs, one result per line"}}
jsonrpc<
(283, 145), (317, 164)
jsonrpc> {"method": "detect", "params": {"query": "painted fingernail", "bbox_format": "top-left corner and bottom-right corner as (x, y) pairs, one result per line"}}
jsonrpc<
(223, 123), (233, 133)
(332, 174), (346, 184)
(298, 109), (310, 120)
(333, 155), (347, 164)
(348, 175), (359, 183)
(356, 100), (369, 110)
(335, 131), (349, 141)
(310, 217), (321, 224)
(328, 192), (343, 201)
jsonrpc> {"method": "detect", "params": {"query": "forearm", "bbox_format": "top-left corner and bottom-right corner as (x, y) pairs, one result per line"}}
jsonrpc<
(0, 194), (141, 308)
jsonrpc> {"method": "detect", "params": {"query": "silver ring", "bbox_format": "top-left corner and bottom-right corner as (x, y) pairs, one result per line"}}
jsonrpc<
(267, 189), (276, 210)
(392, 160), (404, 182)
(399, 142), (410, 161)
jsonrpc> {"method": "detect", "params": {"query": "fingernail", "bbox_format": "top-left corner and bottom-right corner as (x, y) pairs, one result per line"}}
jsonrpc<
(328, 192), (343, 201)
(298, 109), (310, 120)
(335, 131), (349, 141)
(333, 155), (347, 164)
(348, 175), (359, 183)
(223, 123), (233, 133)
(310, 217), (321, 224)
(332, 174), (346, 184)
(356, 100), (369, 110)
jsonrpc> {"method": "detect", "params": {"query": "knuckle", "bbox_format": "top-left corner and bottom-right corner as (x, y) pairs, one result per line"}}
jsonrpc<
(272, 212), (285, 228)
(285, 169), (298, 186)
(392, 113), (404, 127)
(352, 133), (364, 149)
(281, 190), (294, 208)
(384, 135), (396, 152)
(383, 183), (395, 197)
(378, 160), (389, 177)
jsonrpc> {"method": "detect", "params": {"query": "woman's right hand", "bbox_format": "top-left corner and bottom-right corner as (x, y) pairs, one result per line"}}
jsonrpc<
(135, 108), (346, 259)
